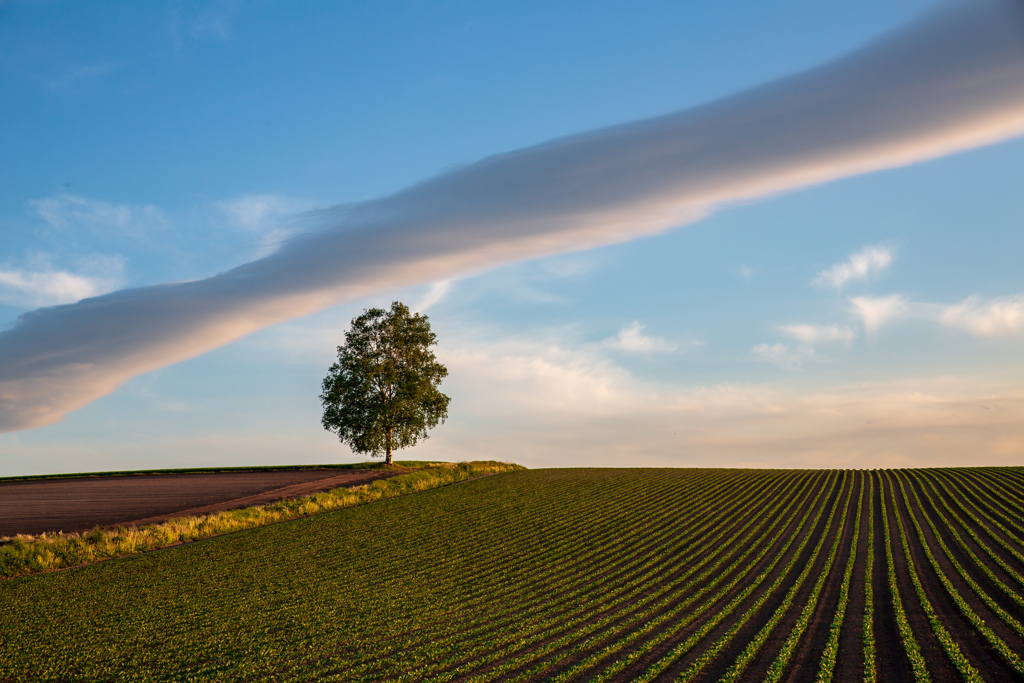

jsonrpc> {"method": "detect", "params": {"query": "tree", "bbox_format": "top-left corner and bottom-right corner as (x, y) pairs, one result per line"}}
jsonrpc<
(320, 301), (450, 465)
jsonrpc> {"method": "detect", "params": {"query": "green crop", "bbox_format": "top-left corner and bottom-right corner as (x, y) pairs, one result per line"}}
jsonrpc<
(3, 467), (1023, 682)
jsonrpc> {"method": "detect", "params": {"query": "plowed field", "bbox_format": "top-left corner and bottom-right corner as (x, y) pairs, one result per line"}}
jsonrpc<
(2, 467), (1024, 682)
(0, 468), (396, 536)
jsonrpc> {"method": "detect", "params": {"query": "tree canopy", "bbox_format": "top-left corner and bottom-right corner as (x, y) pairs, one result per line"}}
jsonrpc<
(320, 301), (450, 464)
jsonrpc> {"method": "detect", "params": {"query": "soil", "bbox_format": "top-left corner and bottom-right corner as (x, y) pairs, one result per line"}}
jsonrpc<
(0, 469), (398, 536)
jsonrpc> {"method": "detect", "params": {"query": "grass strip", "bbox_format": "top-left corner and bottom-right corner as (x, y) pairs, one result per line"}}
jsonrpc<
(0, 461), (521, 578)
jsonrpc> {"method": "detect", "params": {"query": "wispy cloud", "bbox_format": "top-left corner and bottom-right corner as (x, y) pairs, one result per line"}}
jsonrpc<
(752, 343), (816, 370)
(779, 324), (856, 345)
(424, 335), (1024, 468)
(813, 243), (894, 289)
(5, 0), (1024, 431)
(850, 294), (909, 334)
(190, 0), (241, 40)
(30, 194), (168, 238)
(217, 195), (301, 231)
(0, 255), (124, 307)
(941, 295), (1024, 337)
(413, 280), (455, 312)
(45, 63), (120, 90)
(605, 322), (677, 353)
(216, 194), (312, 256)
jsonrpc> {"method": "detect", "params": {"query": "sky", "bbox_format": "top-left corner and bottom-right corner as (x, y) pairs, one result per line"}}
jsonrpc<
(2, 0), (1024, 475)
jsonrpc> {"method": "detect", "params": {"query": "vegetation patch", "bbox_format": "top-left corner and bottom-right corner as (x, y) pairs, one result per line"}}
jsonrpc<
(0, 461), (518, 578)
(2, 467), (1023, 682)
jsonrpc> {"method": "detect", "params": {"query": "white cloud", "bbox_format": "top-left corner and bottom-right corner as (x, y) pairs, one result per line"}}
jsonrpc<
(538, 254), (603, 280)
(739, 265), (757, 279)
(29, 194), (168, 237)
(413, 280), (455, 312)
(0, 255), (124, 307)
(850, 294), (909, 334)
(6, 0), (1024, 432)
(941, 295), (1024, 337)
(752, 343), (816, 370)
(0, 269), (105, 307)
(420, 335), (1024, 468)
(813, 244), (894, 289)
(217, 195), (300, 231)
(217, 194), (315, 257)
(779, 324), (856, 345)
(605, 322), (677, 353)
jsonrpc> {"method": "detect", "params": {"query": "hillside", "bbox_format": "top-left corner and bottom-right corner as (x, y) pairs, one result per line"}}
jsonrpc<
(2, 467), (1024, 682)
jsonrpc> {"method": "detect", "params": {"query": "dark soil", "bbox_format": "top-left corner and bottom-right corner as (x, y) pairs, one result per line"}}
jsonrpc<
(0, 469), (398, 535)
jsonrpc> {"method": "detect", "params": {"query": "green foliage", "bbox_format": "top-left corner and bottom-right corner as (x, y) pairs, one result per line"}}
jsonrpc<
(816, 476), (864, 683)
(880, 472), (932, 683)
(320, 301), (450, 463)
(0, 461), (518, 578)
(863, 476), (877, 683)
(4, 467), (1024, 682)
(884, 471), (981, 683)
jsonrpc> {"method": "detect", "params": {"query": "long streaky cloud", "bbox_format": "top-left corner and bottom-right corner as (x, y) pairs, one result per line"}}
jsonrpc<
(4, 0), (1024, 432)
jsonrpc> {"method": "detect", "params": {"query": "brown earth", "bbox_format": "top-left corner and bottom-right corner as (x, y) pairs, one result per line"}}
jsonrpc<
(0, 468), (398, 536)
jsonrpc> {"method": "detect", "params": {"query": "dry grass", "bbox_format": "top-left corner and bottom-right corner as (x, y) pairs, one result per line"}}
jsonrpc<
(0, 460), (522, 578)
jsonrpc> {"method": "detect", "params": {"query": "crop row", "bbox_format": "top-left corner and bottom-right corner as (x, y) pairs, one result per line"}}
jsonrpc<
(3, 467), (1024, 682)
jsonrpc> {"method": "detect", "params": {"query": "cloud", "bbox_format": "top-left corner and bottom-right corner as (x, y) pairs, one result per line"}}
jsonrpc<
(190, 0), (241, 40)
(752, 343), (816, 370)
(5, 0), (1024, 432)
(29, 194), (168, 238)
(779, 324), (856, 345)
(418, 336), (1024, 468)
(45, 63), (120, 90)
(850, 294), (909, 334)
(0, 269), (110, 307)
(0, 255), (124, 307)
(217, 195), (303, 231)
(413, 280), (455, 312)
(754, 324), (854, 369)
(216, 194), (312, 257)
(941, 295), (1024, 337)
(605, 322), (677, 353)
(813, 243), (894, 289)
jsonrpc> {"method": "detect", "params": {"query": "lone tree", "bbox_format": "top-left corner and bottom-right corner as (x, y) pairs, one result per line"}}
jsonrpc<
(320, 301), (450, 465)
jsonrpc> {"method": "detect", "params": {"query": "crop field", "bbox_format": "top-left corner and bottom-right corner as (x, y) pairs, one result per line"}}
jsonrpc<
(2, 467), (1024, 682)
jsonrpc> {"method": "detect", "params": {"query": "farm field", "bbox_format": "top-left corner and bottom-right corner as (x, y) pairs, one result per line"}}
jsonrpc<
(2, 467), (1024, 682)
(0, 467), (399, 536)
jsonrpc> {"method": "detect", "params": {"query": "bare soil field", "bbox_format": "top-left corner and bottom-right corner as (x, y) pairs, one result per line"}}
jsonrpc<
(0, 468), (396, 536)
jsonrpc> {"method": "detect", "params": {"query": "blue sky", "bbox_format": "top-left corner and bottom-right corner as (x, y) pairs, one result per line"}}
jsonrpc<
(2, 0), (1024, 474)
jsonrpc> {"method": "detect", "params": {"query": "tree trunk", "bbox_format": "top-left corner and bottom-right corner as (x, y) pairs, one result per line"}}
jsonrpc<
(385, 430), (393, 465)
